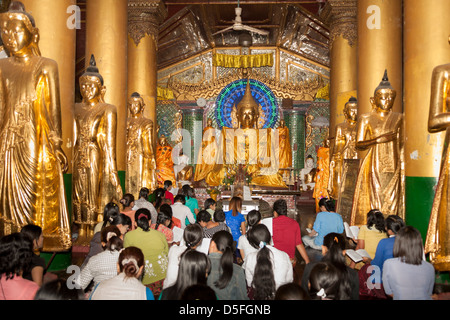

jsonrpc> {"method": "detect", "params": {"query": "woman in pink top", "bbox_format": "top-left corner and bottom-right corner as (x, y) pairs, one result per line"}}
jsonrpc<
(151, 204), (174, 245)
(0, 233), (40, 300)
(121, 193), (137, 230)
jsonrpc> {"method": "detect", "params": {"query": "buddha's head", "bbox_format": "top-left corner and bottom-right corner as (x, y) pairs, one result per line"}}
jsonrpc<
(80, 55), (105, 103)
(206, 118), (213, 127)
(159, 134), (169, 146)
(0, 1), (40, 57)
(305, 155), (314, 168)
(237, 79), (259, 129)
(344, 97), (357, 123)
(128, 92), (145, 117)
(279, 119), (286, 128)
(371, 70), (396, 112)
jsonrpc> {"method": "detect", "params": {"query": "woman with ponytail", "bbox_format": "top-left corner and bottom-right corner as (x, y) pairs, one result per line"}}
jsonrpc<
(207, 231), (248, 300)
(242, 224), (293, 300)
(163, 223), (204, 289)
(300, 233), (358, 300)
(89, 246), (154, 300)
(237, 210), (261, 261)
(123, 208), (169, 297)
(120, 193), (137, 230)
(77, 225), (124, 291)
(159, 250), (211, 300)
(151, 203), (174, 244)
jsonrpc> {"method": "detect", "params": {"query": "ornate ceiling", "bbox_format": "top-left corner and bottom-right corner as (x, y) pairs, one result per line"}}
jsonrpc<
(158, 1), (330, 69)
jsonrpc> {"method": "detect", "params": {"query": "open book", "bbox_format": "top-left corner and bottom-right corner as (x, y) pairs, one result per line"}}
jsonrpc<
(172, 226), (184, 243)
(346, 249), (371, 263)
(344, 222), (359, 239)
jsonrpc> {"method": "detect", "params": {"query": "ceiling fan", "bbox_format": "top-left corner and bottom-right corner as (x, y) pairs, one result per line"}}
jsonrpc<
(212, 5), (270, 36)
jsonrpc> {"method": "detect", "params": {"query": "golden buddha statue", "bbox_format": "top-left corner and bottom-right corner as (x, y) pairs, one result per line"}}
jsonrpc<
(350, 70), (405, 226)
(194, 118), (216, 182)
(425, 57), (450, 271)
(277, 119), (292, 170)
(0, 1), (71, 251)
(313, 139), (330, 212)
(328, 97), (358, 199)
(204, 79), (286, 188)
(73, 55), (123, 245)
(155, 133), (176, 187)
(126, 92), (157, 196)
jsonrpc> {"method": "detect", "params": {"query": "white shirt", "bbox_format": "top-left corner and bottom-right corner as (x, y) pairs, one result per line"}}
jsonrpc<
(237, 235), (258, 261)
(242, 245), (293, 290)
(163, 243), (205, 289)
(133, 198), (158, 224)
(77, 250), (120, 290)
(171, 202), (195, 229)
(89, 273), (149, 300)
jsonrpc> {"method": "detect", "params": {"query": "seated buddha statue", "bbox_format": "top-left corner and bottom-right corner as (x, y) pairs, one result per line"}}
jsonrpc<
(204, 79), (286, 188)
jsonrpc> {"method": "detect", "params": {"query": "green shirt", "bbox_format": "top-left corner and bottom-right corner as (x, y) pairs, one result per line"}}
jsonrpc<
(123, 227), (169, 285)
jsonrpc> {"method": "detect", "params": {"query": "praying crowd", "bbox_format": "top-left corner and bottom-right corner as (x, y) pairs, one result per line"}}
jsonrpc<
(0, 181), (449, 301)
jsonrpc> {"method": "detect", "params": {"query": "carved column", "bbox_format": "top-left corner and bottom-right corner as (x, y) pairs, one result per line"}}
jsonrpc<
(322, 0), (357, 136)
(128, 0), (167, 150)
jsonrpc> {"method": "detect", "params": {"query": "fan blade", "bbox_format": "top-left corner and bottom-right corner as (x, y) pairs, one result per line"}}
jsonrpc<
(241, 24), (269, 36)
(212, 25), (235, 36)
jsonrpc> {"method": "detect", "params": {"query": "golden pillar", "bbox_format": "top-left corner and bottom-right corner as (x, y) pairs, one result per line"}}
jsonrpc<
(128, 0), (167, 150)
(357, 0), (402, 115)
(404, 0), (450, 246)
(21, 0), (77, 173)
(85, 0), (128, 171)
(322, 0), (357, 135)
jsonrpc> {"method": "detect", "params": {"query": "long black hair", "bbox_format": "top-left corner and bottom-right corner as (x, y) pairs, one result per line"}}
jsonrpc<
(247, 224), (275, 300)
(211, 231), (234, 289)
(164, 250), (211, 300)
(101, 202), (120, 230)
(0, 233), (33, 280)
(322, 233), (353, 300)
(155, 204), (173, 231)
(308, 262), (340, 300)
(183, 223), (203, 251)
(366, 209), (386, 233)
(134, 208), (151, 232)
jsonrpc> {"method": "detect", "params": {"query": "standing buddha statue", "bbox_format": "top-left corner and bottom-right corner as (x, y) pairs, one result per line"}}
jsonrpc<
(194, 118), (217, 182)
(328, 97), (358, 199)
(0, 1), (71, 251)
(73, 55), (123, 245)
(425, 56), (450, 271)
(350, 70), (405, 226)
(126, 92), (157, 196)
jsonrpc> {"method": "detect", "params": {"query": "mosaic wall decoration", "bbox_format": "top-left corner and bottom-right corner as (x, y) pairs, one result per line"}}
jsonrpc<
(181, 109), (204, 168)
(156, 100), (180, 147)
(283, 110), (306, 170)
(305, 102), (330, 163)
(215, 78), (280, 130)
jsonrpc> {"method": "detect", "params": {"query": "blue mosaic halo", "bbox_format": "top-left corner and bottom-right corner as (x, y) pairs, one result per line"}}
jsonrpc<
(215, 78), (279, 129)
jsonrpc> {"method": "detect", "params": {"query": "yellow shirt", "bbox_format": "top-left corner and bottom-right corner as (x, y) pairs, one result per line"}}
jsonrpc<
(357, 225), (387, 258)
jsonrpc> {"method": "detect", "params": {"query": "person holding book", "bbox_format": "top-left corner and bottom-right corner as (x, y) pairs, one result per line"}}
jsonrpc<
(302, 198), (344, 251)
(382, 226), (435, 300)
(300, 233), (358, 300)
(350, 209), (387, 269)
